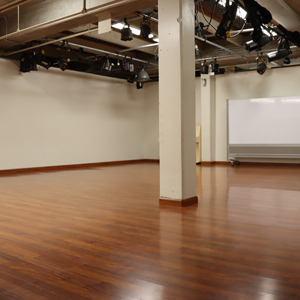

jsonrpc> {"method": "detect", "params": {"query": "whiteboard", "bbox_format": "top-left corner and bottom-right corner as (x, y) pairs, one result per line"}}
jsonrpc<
(228, 96), (300, 145)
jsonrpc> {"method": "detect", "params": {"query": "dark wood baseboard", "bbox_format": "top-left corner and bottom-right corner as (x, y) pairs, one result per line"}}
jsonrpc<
(159, 196), (198, 207)
(0, 159), (160, 176)
(200, 161), (231, 166)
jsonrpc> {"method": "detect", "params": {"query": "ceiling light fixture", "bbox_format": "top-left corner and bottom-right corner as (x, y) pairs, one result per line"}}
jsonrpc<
(246, 36), (271, 52)
(103, 55), (112, 71)
(211, 59), (219, 73)
(216, 2), (238, 40)
(38, 50), (52, 70)
(140, 18), (152, 39)
(267, 38), (292, 63)
(57, 57), (70, 71)
(136, 67), (150, 83)
(121, 18), (133, 41)
(20, 51), (37, 73)
(200, 61), (209, 74)
(256, 56), (267, 75)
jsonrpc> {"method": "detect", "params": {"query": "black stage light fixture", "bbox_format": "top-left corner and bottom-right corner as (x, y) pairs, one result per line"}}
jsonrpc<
(200, 61), (209, 74)
(136, 67), (150, 83)
(140, 18), (151, 39)
(123, 58), (134, 72)
(257, 58), (267, 75)
(195, 44), (200, 56)
(246, 36), (271, 52)
(267, 38), (292, 62)
(136, 82), (144, 89)
(20, 51), (38, 73)
(211, 59), (219, 73)
(121, 18), (133, 41)
(38, 50), (52, 70)
(283, 57), (291, 64)
(58, 57), (70, 71)
(103, 56), (112, 71)
(127, 74), (136, 83)
(257, 62), (267, 75)
(243, 0), (272, 43)
(216, 2), (238, 40)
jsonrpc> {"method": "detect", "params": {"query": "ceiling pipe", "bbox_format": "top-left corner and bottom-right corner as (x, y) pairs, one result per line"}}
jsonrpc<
(0, 0), (140, 42)
(118, 43), (158, 53)
(2, 27), (98, 56)
(0, 0), (34, 14)
(1, 26), (158, 67)
(59, 41), (158, 66)
(195, 35), (247, 59)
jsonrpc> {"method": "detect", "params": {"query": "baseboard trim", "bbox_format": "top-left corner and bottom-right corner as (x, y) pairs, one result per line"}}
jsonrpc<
(159, 196), (198, 207)
(0, 159), (160, 176)
(200, 161), (231, 166)
(200, 161), (299, 167)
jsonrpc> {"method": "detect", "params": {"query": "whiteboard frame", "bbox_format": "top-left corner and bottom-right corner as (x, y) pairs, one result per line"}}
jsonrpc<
(227, 97), (300, 162)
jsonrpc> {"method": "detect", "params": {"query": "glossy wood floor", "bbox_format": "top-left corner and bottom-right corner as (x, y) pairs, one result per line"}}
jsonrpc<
(1, 162), (300, 300)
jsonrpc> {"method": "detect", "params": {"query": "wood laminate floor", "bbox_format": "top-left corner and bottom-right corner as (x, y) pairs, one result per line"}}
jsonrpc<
(0, 162), (300, 300)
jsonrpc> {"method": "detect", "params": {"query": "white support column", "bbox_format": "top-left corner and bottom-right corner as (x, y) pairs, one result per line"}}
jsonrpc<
(201, 74), (216, 162)
(159, 0), (198, 207)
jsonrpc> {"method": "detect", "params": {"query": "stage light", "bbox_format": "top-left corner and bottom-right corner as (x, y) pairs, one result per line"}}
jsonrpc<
(127, 74), (136, 83)
(257, 56), (267, 75)
(19, 51), (37, 73)
(267, 38), (292, 63)
(123, 58), (134, 72)
(283, 57), (291, 64)
(38, 50), (52, 70)
(246, 36), (271, 52)
(216, 2), (238, 40)
(136, 67), (149, 83)
(200, 61), (208, 74)
(121, 18), (133, 41)
(211, 59), (219, 73)
(195, 44), (200, 56)
(58, 57), (70, 71)
(140, 19), (151, 39)
(103, 56), (112, 71)
(136, 82), (144, 89)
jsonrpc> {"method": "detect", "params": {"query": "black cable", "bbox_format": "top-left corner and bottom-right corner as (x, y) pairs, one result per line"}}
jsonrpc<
(199, 1), (218, 32)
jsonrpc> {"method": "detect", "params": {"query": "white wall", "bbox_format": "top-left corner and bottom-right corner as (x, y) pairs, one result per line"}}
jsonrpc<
(215, 66), (300, 162)
(0, 58), (150, 170)
(143, 82), (159, 159)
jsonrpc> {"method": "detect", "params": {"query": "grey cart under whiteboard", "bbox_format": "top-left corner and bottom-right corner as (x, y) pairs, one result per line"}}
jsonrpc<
(227, 97), (300, 166)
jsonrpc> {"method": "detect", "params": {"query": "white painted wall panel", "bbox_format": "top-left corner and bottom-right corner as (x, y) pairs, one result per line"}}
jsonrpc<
(0, 59), (146, 170)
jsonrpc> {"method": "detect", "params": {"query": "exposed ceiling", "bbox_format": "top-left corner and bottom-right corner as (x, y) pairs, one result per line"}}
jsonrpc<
(0, 0), (300, 80)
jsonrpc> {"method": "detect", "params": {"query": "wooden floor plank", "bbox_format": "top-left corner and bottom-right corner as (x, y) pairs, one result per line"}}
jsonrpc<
(0, 163), (300, 299)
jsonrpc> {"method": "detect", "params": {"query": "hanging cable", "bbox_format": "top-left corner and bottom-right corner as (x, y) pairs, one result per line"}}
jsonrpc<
(229, 19), (247, 38)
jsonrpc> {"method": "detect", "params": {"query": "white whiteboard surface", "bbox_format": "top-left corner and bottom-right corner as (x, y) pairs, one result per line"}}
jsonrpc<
(228, 96), (300, 145)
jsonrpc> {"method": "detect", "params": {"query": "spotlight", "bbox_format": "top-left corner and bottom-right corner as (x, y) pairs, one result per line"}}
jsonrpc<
(195, 44), (200, 56)
(58, 57), (70, 71)
(257, 57), (267, 75)
(267, 38), (292, 63)
(127, 74), (136, 83)
(121, 18), (133, 41)
(246, 36), (271, 52)
(103, 56), (112, 71)
(38, 50), (52, 70)
(216, 2), (238, 39)
(200, 61), (208, 74)
(123, 58), (134, 72)
(283, 57), (291, 64)
(211, 59), (219, 73)
(140, 19), (151, 39)
(136, 67), (150, 83)
(243, 0), (272, 43)
(136, 82), (144, 89)
(19, 51), (38, 73)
